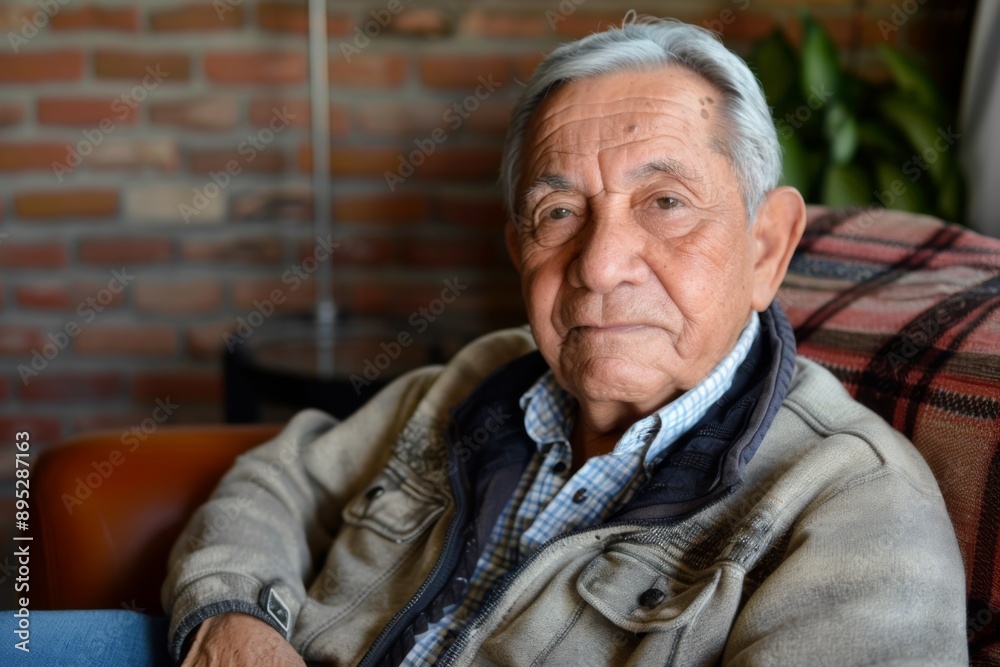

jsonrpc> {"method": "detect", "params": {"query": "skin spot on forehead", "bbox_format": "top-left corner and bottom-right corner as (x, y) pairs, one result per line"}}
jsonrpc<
(625, 123), (638, 133)
(701, 109), (710, 119)
(707, 96), (715, 104)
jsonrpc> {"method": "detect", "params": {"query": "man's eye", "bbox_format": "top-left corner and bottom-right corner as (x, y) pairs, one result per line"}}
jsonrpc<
(655, 197), (680, 210)
(548, 207), (573, 220)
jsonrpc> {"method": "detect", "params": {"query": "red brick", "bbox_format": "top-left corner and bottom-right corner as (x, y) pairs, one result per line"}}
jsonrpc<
(399, 238), (496, 267)
(439, 197), (507, 229)
(419, 147), (503, 181)
(189, 149), (287, 174)
(0, 326), (44, 355)
(0, 416), (62, 446)
(230, 187), (312, 222)
(300, 236), (395, 266)
(301, 146), (397, 175)
(395, 279), (476, 312)
(19, 372), (124, 403)
(74, 325), (178, 357)
(419, 55), (509, 88)
(0, 142), (71, 171)
(122, 185), (225, 225)
(134, 370), (222, 404)
(384, 8), (452, 37)
(205, 51), (306, 84)
(329, 53), (407, 87)
(334, 194), (430, 223)
(458, 10), (546, 37)
(186, 320), (241, 359)
(249, 99), (350, 135)
(303, 145), (501, 181)
(77, 237), (173, 264)
(257, 1), (352, 35)
(150, 4), (243, 31)
(149, 97), (238, 131)
(50, 6), (138, 31)
(89, 139), (179, 172)
(0, 6), (33, 30)
(15, 283), (124, 311)
(0, 104), (24, 128)
(94, 50), (189, 81)
(71, 411), (160, 434)
(356, 103), (443, 136)
(231, 278), (314, 312)
(15, 284), (67, 310)
(182, 237), (284, 264)
(333, 278), (393, 314)
(37, 97), (137, 126)
(0, 241), (68, 268)
(15, 190), (118, 219)
(550, 12), (629, 38)
(463, 102), (515, 136)
(516, 53), (545, 81)
(701, 12), (777, 42)
(134, 279), (224, 315)
(0, 51), (84, 84)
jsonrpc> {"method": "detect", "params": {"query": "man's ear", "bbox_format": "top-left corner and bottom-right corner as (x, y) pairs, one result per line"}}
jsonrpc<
(505, 221), (523, 273)
(750, 186), (806, 311)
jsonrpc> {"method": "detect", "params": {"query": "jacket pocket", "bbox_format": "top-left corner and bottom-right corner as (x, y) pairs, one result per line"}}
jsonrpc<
(576, 545), (726, 633)
(341, 457), (447, 543)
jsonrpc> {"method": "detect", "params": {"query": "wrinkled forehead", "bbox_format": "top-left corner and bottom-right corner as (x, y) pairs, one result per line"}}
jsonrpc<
(520, 67), (724, 183)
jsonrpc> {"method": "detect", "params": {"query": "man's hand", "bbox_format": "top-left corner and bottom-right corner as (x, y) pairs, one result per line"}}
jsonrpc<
(181, 612), (306, 667)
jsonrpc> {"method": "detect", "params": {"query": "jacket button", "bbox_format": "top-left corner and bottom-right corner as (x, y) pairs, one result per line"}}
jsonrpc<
(366, 485), (384, 500)
(572, 488), (587, 503)
(638, 588), (666, 609)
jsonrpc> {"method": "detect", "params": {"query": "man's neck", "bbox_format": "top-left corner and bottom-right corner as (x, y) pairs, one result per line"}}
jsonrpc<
(568, 405), (650, 471)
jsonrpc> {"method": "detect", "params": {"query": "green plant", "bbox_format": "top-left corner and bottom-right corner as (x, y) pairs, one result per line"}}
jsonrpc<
(750, 13), (964, 221)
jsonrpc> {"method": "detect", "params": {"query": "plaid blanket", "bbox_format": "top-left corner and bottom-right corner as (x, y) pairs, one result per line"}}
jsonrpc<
(778, 207), (1000, 665)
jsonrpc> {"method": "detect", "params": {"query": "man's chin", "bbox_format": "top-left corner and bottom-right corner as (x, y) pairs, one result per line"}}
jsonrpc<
(560, 356), (680, 408)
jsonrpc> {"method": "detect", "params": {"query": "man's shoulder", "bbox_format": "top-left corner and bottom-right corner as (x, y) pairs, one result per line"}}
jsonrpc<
(770, 355), (940, 497)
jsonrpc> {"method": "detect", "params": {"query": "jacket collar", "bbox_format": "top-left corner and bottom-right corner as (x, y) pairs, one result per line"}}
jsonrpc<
(448, 303), (798, 521)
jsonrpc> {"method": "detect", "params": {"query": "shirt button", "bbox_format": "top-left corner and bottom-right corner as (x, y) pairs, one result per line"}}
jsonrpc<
(551, 461), (568, 474)
(638, 588), (666, 609)
(572, 488), (587, 503)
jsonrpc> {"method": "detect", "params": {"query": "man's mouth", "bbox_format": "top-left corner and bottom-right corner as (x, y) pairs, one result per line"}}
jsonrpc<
(572, 324), (646, 333)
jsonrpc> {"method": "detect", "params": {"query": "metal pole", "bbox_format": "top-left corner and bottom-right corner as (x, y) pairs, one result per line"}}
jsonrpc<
(308, 0), (335, 378)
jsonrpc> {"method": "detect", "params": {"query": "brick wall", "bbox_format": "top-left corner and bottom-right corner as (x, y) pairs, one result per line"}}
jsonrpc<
(0, 0), (972, 602)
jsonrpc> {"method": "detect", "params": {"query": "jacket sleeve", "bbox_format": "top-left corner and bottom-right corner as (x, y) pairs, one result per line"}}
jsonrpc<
(721, 450), (969, 666)
(161, 368), (438, 663)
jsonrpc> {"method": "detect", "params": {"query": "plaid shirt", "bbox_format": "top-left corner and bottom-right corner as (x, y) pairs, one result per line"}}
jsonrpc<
(402, 312), (760, 665)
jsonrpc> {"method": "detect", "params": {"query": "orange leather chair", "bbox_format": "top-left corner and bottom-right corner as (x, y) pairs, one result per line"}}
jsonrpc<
(33, 424), (280, 614)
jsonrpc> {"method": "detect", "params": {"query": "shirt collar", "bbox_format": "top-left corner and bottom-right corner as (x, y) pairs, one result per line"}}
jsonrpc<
(519, 311), (760, 469)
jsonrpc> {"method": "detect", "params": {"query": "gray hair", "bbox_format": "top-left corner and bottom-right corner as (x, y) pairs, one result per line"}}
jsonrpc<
(500, 14), (781, 225)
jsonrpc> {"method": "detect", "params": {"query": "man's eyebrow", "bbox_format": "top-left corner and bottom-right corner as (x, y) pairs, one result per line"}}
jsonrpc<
(628, 159), (701, 183)
(520, 174), (574, 208)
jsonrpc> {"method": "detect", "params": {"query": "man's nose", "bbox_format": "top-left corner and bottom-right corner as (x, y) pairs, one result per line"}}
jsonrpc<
(567, 201), (649, 294)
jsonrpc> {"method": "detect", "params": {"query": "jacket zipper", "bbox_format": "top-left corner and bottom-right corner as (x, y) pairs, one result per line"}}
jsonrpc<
(436, 487), (738, 667)
(436, 520), (644, 667)
(357, 420), (471, 667)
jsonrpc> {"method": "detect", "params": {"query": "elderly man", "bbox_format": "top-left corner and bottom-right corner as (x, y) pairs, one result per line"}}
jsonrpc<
(2, 15), (964, 667)
(160, 17), (967, 667)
